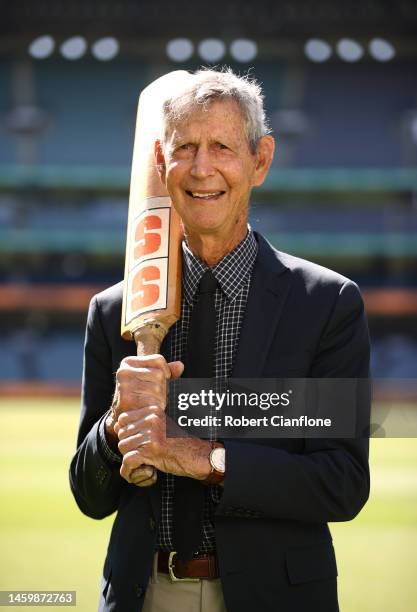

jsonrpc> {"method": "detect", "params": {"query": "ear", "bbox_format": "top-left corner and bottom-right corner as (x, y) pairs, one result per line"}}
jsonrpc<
(154, 140), (167, 184)
(251, 136), (275, 188)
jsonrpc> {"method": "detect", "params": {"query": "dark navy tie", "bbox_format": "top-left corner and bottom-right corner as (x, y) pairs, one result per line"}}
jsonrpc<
(173, 270), (218, 561)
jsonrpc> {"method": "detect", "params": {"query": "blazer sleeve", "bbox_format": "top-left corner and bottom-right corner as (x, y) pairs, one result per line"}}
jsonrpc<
(216, 280), (371, 523)
(69, 296), (125, 519)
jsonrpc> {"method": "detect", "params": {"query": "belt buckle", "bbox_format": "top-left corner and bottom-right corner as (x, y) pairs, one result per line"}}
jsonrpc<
(168, 551), (200, 583)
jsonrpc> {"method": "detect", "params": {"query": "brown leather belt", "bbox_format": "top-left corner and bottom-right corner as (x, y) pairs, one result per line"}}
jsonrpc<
(158, 551), (220, 581)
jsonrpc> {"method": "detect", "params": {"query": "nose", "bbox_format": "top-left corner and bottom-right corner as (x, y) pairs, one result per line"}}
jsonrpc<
(190, 147), (215, 179)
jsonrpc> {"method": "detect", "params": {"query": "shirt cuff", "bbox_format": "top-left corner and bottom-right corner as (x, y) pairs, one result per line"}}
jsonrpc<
(97, 410), (122, 465)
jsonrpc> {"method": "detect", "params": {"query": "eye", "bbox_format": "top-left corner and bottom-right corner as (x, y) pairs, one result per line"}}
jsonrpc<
(215, 142), (229, 150)
(172, 143), (196, 156)
(177, 143), (194, 151)
(172, 143), (194, 157)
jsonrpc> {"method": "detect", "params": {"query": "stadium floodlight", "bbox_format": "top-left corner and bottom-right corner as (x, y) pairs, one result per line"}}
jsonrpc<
(304, 39), (332, 63)
(230, 39), (258, 62)
(91, 37), (120, 61)
(60, 36), (87, 60)
(166, 38), (194, 62)
(369, 38), (395, 62)
(28, 35), (55, 59)
(336, 38), (364, 62)
(198, 39), (226, 62)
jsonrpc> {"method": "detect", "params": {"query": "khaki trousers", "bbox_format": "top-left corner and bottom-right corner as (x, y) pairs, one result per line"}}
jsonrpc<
(142, 554), (227, 612)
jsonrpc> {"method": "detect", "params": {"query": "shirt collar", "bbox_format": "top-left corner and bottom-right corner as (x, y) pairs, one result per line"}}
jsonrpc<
(182, 227), (258, 304)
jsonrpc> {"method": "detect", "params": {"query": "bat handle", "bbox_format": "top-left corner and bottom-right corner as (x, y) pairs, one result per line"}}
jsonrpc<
(130, 321), (170, 487)
(134, 321), (168, 356)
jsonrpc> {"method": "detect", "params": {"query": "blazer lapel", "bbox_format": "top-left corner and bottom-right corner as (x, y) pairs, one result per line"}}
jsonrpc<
(232, 233), (292, 378)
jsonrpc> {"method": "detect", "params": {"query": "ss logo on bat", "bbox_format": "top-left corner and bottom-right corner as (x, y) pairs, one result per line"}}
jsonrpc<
(127, 208), (170, 318)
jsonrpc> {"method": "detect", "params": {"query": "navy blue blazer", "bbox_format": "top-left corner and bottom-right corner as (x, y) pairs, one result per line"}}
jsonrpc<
(70, 232), (371, 612)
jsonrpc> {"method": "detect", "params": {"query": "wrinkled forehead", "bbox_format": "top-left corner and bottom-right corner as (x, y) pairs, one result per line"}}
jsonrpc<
(162, 97), (247, 142)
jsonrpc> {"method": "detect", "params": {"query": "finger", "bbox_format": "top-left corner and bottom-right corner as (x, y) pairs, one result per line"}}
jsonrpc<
(119, 393), (165, 415)
(121, 354), (171, 379)
(120, 450), (143, 482)
(117, 405), (162, 431)
(118, 431), (149, 454)
(117, 408), (147, 428)
(168, 360), (184, 380)
(117, 371), (167, 395)
(117, 420), (141, 440)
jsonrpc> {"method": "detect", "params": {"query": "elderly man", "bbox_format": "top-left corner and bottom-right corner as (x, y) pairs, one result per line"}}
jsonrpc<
(70, 69), (370, 612)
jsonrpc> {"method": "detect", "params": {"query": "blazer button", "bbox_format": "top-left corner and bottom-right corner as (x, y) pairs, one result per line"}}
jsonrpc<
(136, 585), (144, 598)
(149, 517), (156, 531)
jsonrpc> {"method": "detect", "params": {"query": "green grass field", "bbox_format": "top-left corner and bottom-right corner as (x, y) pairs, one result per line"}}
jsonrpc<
(0, 399), (416, 611)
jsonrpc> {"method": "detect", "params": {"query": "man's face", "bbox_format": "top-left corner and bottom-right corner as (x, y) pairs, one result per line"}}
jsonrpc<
(156, 99), (274, 241)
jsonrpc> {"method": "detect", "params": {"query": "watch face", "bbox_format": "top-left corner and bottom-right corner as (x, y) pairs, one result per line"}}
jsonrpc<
(211, 448), (226, 473)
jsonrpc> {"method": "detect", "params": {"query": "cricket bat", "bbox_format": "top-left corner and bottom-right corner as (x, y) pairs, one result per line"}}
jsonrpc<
(121, 71), (192, 486)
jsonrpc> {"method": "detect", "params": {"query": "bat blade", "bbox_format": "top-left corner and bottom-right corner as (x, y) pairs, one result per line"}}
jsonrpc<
(121, 71), (192, 350)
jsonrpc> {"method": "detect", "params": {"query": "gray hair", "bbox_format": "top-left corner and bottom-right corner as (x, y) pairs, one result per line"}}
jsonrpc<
(161, 67), (271, 153)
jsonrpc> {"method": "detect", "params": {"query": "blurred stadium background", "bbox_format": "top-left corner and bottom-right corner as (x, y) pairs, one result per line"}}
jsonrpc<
(1, 0), (417, 390)
(0, 1), (416, 610)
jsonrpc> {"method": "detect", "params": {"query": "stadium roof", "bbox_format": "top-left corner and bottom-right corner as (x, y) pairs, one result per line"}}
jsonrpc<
(1, 0), (417, 39)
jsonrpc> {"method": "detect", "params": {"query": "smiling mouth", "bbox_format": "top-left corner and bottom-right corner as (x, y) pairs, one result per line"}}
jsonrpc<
(186, 190), (225, 200)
